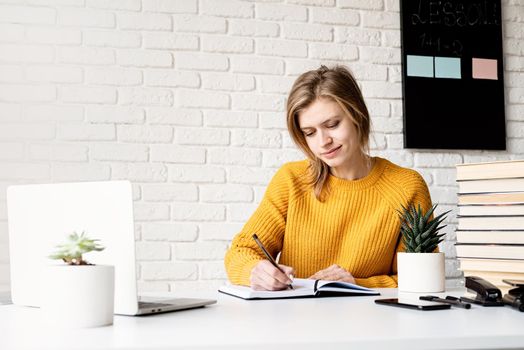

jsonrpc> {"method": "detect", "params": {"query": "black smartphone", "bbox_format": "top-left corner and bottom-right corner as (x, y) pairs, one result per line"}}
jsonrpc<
(502, 279), (524, 287)
(375, 298), (451, 311)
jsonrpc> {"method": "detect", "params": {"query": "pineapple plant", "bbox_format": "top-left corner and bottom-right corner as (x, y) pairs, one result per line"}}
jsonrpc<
(49, 231), (105, 265)
(398, 204), (450, 253)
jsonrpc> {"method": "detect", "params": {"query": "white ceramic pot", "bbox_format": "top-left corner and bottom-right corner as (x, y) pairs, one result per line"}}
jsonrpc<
(397, 252), (445, 293)
(41, 265), (114, 328)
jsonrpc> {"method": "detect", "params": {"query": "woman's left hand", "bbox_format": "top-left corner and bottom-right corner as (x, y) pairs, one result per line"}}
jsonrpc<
(309, 264), (356, 284)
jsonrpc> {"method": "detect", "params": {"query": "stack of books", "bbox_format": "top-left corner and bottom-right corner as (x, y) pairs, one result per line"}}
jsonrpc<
(456, 159), (524, 293)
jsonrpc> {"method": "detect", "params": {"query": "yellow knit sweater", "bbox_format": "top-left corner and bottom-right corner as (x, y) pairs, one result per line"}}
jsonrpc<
(224, 157), (432, 288)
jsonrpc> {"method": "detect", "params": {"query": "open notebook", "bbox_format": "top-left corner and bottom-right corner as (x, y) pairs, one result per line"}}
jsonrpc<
(218, 278), (379, 300)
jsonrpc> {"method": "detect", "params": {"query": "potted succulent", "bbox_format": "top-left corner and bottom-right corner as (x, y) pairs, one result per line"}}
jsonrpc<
(397, 204), (450, 293)
(41, 232), (114, 328)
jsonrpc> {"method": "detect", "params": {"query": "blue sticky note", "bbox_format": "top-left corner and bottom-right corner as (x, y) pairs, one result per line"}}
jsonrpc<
(435, 57), (461, 79)
(406, 55), (433, 78)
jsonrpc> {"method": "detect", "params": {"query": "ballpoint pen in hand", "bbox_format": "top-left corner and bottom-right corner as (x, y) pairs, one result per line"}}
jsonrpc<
(252, 234), (294, 289)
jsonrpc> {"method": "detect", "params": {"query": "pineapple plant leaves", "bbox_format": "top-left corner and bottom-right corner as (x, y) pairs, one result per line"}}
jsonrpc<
(49, 231), (105, 265)
(397, 204), (450, 253)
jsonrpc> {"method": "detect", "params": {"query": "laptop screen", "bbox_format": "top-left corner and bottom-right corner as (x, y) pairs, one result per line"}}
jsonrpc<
(7, 180), (139, 315)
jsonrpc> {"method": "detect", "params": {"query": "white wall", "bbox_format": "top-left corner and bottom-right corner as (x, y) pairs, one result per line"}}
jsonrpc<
(0, 0), (523, 293)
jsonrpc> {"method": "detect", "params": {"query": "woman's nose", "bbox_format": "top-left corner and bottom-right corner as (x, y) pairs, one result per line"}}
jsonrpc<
(320, 131), (332, 146)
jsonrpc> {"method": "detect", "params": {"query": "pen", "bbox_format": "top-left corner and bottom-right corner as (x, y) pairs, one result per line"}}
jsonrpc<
(420, 295), (472, 309)
(252, 234), (294, 289)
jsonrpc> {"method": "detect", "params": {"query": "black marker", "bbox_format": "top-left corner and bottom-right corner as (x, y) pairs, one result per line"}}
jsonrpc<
(420, 295), (471, 309)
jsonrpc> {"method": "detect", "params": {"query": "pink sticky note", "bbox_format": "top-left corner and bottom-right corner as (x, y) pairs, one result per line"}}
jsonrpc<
(472, 58), (498, 80)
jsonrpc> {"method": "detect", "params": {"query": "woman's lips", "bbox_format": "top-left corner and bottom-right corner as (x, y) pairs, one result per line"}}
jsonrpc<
(321, 145), (341, 159)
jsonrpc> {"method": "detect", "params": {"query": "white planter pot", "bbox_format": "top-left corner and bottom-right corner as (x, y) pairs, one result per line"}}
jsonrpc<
(397, 252), (445, 293)
(41, 265), (114, 328)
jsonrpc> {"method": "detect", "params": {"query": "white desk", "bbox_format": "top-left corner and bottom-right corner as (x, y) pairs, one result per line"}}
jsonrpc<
(1, 289), (523, 350)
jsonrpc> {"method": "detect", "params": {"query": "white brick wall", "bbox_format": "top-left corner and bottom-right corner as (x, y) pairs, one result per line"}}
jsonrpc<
(0, 0), (523, 294)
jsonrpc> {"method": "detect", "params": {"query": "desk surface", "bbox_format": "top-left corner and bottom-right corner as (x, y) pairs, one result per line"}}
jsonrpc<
(1, 288), (523, 350)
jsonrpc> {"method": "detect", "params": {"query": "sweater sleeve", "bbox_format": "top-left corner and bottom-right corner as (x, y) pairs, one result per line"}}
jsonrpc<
(354, 170), (433, 289)
(224, 164), (292, 286)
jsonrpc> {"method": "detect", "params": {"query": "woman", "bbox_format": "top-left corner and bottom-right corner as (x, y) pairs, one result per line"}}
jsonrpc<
(224, 65), (432, 291)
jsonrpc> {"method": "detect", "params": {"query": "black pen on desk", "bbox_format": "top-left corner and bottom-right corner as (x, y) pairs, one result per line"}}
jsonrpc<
(420, 295), (471, 309)
(252, 233), (294, 290)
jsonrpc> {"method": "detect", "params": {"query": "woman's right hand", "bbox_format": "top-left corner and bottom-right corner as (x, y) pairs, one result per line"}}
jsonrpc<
(250, 260), (295, 291)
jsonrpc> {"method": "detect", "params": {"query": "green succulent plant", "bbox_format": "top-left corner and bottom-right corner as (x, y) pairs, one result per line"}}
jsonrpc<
(398, 204), (450, 253)
(49, 231), (105, 265)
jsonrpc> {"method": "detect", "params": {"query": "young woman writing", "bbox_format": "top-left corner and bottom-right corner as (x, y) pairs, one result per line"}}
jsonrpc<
(224, 65), (432, 291)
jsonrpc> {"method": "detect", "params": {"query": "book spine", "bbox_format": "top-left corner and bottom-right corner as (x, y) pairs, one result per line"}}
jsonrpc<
(313, 280), (319, 293)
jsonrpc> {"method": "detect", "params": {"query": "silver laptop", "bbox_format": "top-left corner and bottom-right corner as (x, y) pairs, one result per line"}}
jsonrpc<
(7, 180), (216, 315)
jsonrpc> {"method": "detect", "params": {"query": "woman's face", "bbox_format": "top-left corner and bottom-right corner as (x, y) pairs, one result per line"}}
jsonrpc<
(297, 97), (361, 173)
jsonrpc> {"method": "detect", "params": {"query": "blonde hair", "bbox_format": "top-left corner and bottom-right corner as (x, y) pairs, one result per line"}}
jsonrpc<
(286, 65), (371, 201)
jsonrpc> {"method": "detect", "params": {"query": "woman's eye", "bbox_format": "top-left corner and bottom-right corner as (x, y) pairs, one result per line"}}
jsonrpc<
(304, 131), (315, 137)
(327, 121), (339, 128)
